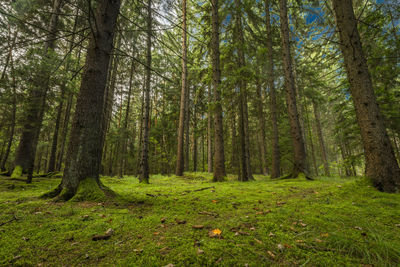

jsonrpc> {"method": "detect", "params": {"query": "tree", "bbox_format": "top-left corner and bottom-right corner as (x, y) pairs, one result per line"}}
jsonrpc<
(211, 0), (226, 181)
(176, 0), (188, 177)
(45, 0), (121, 200)
(279, 0), (308, 178)
(11, 0), (63, 179)
(265, 0), (281, 178)
(332, 0), (400, 192)
(139, 0), (153, 183)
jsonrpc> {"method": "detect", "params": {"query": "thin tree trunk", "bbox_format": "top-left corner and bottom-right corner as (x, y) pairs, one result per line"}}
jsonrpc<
(211, 0), (226, 181)
(139, 0), (152, 183)
(332, 0), (400, 192)
(207, 86), (213, 173)
(119, 57), (135, 177)
(255, 70), (268, 175)
(184, 86), (190, 172)
(234, 0), (253, 182)
(176, 0), (188, 176)
(312, 99), (330, 176)
(192, 103), (198, 172)
(265, 0), (280, 179)
(0, 51), (17, 171)
(279, 0), (308, 178)
(12, 0), (63, 179)
(46, 0), (121, 200)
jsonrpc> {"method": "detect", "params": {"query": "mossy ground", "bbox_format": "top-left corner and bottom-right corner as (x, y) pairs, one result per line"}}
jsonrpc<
(0, 173), (399, 266)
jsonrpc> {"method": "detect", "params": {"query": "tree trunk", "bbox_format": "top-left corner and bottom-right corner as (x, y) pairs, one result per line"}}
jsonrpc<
(211, 0), (226, 181)
(0, 50), (17, 171)
(119, 57), (135, 177)
(192, 102), (198, 172)
(255, 70), (268, 175)
(332, 0), (400, 192)
(279, 0), (308, 178)
(45, 0), (121, 200)
(176, 0), (188, 176)
(312, 99), (330, 176)
(265, 0), (281, 179)
(139, 0), (152, 183)
(47, 5), (79, 174)
(207, 86), (213, 173)
(12, 0), (63, 179)
(184, 85), (190, 172)
(235, 0), (253, 182)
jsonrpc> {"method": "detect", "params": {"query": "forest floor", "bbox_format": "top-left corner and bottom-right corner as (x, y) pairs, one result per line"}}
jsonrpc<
(0, 173), (399, 267)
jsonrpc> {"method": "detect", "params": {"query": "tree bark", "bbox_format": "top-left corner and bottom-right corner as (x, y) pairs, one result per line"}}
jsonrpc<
(332, 0), (400, 192)
(255, 70), (268, 175)
(0, 50), (17, 171)
(312, 99), (330, 176)
(211, 0), (226, 181)
(265, 0), (281, 178)
(139, 0), (152, 183)
(12, 0), (63, 179)
(47, 5), (79, 173)
(207, 86), (213, 173)
(279, 0), (308, 178)
(176, 0), (188, 176)
(46, 0), (121, 200)
(235, 0), (253, 182)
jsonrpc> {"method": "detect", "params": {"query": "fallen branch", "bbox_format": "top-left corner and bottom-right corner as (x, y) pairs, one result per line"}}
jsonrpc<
(0, 215), (17, 226)
(184, 186), (215, 193)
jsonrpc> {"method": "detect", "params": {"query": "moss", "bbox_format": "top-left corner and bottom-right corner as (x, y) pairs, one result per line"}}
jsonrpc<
(70, 178), (109, 202)
(10, 165), (22, 179)
(1, 174), (400, 266)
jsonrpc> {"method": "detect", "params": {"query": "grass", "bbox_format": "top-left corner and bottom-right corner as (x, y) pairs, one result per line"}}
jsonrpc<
(0, 173), (400, 266)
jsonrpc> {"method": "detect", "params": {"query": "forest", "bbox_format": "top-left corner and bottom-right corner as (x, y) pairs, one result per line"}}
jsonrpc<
(0, 0), (399, 266)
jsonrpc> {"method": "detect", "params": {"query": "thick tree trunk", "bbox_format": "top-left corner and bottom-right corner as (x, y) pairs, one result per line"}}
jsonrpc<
(139, 0), (152, 183)
(235, 0), (253, 182)
(312, 100), (330, 176)
(332, 0), (400, 192)
(176, 0), (188, 176)
(265, 0), (281, 179)
(45, 0), (121, 200)
(279, 0), (308, 178)
(211, 0), (226, 181)
(12, 0), (63, 179)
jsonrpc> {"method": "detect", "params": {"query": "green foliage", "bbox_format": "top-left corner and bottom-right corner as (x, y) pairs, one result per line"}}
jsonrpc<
(1, 174), (400, 266)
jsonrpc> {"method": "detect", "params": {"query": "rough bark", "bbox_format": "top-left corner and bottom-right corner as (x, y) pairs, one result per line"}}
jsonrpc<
(332, 0), (400, 192)
(139, 0), (152, 183)
(176, 0), (188, 176)
(265, 0), (281, 179)
(211, 0), (226, 181)
(184, 85), (190, 172)
(45, 0), (121, 200)
(279, 0), (308, 177)
(12, 0), (63, 178)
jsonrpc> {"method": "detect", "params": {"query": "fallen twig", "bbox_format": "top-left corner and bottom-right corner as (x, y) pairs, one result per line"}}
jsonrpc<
(0, 215), (17, 226)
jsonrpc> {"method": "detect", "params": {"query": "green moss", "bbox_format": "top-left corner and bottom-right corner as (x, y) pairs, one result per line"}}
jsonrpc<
(1, 174), (399, 266)
(10, 165), (22, 179)
(70, 178), (109, 202)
